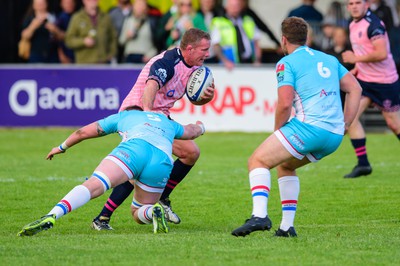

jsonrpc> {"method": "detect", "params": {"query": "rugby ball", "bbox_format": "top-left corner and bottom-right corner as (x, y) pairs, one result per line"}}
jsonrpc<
(186, 66), (213, 102)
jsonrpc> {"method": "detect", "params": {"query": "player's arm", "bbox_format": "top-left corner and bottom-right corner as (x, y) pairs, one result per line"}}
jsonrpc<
(180, 121), (205, 140)
(339, 72), (362, 132)
(46, 122), (107, 160)
(142, 79), (160, 111)
(342, 38), (388, 63)
(274, 85), (294, 131)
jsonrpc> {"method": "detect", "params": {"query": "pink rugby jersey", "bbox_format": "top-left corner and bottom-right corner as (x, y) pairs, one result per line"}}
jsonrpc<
(349, 10), (398, 84)
(120, 48), (198, 115)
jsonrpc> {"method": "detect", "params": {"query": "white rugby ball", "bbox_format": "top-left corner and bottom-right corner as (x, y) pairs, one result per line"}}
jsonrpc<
(186, 66), (213, 102)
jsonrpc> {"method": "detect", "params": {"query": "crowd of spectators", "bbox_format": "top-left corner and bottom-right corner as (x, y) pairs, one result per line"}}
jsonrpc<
(9, 0), (400, 72)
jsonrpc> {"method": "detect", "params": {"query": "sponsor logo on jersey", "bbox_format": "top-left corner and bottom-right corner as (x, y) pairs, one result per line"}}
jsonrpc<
(276, 63), (285, 82)
(320, 89), (337, 97)
(155, 68), (167, 83)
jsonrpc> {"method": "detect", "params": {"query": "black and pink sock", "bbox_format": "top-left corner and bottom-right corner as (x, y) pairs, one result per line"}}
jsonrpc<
(97, 181), (134, 219)
(350, 138), (370, 166)
(160, 159), (193, 201)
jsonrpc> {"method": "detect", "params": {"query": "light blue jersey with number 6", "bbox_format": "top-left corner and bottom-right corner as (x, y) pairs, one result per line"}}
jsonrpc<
(276, 46), (349, 135)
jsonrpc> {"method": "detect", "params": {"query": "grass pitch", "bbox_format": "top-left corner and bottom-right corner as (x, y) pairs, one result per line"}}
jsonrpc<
(0, 128), (399, 265)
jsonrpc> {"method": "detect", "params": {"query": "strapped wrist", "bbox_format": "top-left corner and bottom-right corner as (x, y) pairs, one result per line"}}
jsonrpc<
(58, 141), (69, 152)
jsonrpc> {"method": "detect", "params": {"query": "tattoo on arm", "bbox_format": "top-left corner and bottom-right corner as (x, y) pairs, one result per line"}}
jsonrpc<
(96, 123), (106, 136)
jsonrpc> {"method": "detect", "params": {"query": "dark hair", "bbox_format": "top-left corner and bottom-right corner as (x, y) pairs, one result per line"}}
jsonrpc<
(180, 28), (211, 50)
(281, 17), (308, 45)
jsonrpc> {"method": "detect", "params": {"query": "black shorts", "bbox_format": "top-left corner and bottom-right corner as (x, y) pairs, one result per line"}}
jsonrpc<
(358, 79), (400, 112)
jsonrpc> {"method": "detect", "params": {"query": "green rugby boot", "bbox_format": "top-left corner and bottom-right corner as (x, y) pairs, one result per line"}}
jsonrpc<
(18, 214), (56, 236)
(152, 203), (169, 234)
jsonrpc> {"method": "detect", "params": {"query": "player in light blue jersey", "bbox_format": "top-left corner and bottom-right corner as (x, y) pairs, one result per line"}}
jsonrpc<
(232, 17), (362, 238)
(18, 108), (205, 236)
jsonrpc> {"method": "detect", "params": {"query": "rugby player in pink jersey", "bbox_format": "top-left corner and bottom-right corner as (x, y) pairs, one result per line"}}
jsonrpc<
(91, 28), (215, 230)
(342, 0), (400, 178)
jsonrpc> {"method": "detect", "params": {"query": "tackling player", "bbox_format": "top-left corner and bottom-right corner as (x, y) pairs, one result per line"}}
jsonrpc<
(18, 109), (206, 236)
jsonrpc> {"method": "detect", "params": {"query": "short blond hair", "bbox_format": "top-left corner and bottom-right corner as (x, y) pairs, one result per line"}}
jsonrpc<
(180, 28), (211, 50)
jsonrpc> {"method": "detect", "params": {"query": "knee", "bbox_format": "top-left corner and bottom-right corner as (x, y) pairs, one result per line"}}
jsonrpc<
(186, 145), (200, 163)
(248, 151), (266, 170)
(385, 118), (400, 134)
(277, 163), (296, 177)
(175, 143), (200, 165)
(130, 206), (142, 224)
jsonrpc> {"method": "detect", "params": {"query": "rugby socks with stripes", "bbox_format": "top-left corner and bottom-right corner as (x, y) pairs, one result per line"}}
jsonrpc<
(350, 138), (370, 166)
(97, 181), (134, 219)
(48, 185), (91, 219)
(278, 176), (300, 231)
(160, 159), (193, 200)
(249, 168), (271, 218)
(137, 205), (154, 224)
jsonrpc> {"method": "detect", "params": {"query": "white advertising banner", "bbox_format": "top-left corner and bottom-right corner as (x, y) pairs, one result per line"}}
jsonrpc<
(170, 66), (278, 132)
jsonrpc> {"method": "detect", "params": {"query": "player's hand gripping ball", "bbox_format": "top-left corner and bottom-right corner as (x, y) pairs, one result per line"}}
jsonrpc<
(186, 66), (213, 102)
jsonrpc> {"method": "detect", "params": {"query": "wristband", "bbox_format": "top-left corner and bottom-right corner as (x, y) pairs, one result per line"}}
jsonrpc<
(58, 141), (69, 152)
(199, 123), (205, 135)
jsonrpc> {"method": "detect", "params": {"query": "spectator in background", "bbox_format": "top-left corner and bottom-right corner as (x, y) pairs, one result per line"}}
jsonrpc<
(326, 26), (353, 70)
(193, 0), (223, 63)
(20, 0), (64, 63)
(56, 0), (78, 64)
(65, 0), (117, 64)
(387, 0), (400, 26)
(210, 0), (262, 70)
(155, 0), (178, 52)
(287, 0), (323, 47)
(287, 0), (323, 22)
(370, 0), (394, 31)
(243, 0), (281, 50)
(119, 0), (157, 63)
(319, 17), (335, 52)
(109, 0), (133, 63)
(325, 1), (349, 28)
(165, 0), (206, 48)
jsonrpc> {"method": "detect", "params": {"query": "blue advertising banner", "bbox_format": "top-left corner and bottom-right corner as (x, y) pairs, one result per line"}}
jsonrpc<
(0, 66), (139, 126)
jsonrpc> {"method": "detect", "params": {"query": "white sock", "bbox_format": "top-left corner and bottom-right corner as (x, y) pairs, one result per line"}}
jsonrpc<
(278, 176), (300, 231)
(249, 168), (271, 218)
(48, 185), (91, 219)
(137, 205), (154, 224)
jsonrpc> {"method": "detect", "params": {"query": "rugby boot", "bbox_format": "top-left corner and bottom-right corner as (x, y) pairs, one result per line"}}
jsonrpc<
(231, 215), (272, 237)
(344, 165), (372, 178)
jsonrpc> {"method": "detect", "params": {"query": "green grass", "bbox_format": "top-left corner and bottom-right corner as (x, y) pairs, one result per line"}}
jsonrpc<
(0, 128), (399, 265)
